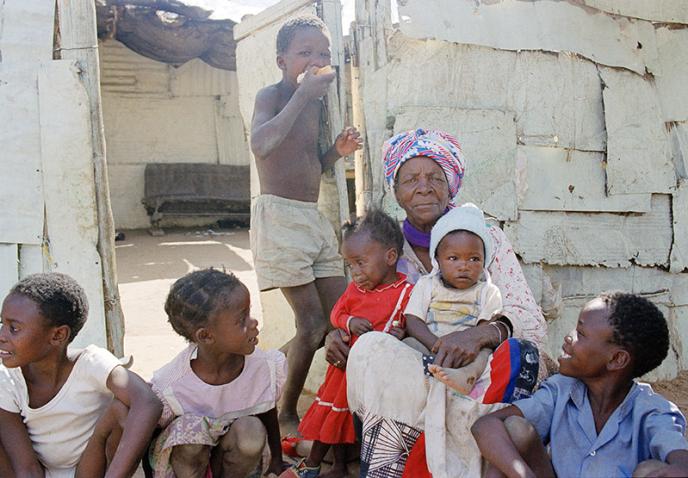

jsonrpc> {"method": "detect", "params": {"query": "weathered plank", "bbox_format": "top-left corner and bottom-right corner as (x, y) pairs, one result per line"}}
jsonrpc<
(234, 0), (313, 41)
(38, 60), (108, 349)
(397, 0), (651, 75)
(671, 180), (688, 272)
(509, 52), (606, 152)
(600, 67), (676, 195)
(214, 95), (250, 166)
(670, 122), (688, 179)
(583, 0), (688, 24)
(393, 106), (518, 221)
(518, 146), (651, 213)
(0, 0), (55, 64)
(504, 195), (673, 267)
(19, 244), (44, 279)
(0, 244), (19, 304)
(0, 68), (44, 245)
(654, 28), (688, 123)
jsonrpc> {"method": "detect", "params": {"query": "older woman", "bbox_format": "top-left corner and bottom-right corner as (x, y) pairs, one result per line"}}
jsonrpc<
(325, 129), (547, 477)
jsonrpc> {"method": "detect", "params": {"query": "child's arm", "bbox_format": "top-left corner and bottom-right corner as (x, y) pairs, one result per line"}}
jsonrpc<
(0, 408), (44, 477)
(104, 366), (162, 478)
(256, 407), (284, 476)
(659, 450), (688, 476)
(406, 314), (439, 352)
(250, 68), (334, 159)
(471, 405), (537, 478)
(320, 126), (363, 171)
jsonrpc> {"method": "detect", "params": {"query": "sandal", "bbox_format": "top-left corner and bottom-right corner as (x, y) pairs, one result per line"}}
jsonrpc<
(278, 459), (320, 478)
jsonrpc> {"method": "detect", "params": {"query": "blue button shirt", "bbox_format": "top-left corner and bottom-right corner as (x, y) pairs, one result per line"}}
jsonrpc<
(514, 374), (688, 478)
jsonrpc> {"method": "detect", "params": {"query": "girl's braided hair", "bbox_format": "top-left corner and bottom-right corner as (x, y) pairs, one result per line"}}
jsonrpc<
(164, 268), (242, 341)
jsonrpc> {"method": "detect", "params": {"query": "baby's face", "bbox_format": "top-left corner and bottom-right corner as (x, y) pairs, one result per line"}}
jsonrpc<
(342, 232), (395, 291)
(436, 231), (484, 290)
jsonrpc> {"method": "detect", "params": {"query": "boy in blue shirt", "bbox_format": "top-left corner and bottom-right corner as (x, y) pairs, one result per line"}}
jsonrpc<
(472, 291), (688, 478)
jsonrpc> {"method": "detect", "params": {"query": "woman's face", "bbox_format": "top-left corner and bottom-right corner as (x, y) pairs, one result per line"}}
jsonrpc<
(394, 156), (450, 231)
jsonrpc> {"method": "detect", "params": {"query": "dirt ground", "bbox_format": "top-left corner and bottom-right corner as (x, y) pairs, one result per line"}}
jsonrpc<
(117, 227), (687, 477)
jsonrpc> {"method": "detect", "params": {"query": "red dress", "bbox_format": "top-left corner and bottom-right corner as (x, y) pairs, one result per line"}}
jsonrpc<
(298, 273), (413, 444)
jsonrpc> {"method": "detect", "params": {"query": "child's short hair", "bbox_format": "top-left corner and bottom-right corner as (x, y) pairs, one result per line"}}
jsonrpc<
(601, 291), (669, 378)
(276, 15), (329, 54)
(164, 268), (243, 341)
(9, 273), (88, 343)
(341, 209), (404, 257)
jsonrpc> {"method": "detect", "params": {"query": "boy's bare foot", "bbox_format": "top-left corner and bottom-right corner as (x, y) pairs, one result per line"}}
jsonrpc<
(278, 411), (301, 437)
(428, 364), (477, 394)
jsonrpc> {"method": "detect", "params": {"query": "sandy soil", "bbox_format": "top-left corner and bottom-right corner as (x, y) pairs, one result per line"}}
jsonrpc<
(650, 372), (688, 417)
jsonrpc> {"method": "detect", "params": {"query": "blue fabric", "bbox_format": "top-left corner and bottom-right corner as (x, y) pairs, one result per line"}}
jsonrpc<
(514, 374), (688, 478)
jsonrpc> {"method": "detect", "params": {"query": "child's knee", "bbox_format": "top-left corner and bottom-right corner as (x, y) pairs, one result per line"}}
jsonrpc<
(93, 399), (129, 438)
(171, 444), (209, 467)
(229, 417), (266, 457)
(504, 416), (539, 454)
(633, 459), (668, 477)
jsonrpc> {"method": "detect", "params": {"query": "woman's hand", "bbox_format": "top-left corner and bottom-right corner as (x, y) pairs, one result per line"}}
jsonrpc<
(433, 326), (493, 368)
(325, 328), (351, 369)
(349, 317), (373, 336)
(388, 326), (406, 340)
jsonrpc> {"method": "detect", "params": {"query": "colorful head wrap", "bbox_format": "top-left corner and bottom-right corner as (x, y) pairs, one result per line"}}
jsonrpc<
(382, 128), (466, 203)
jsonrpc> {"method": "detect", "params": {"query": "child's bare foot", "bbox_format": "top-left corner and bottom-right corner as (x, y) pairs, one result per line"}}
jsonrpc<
(278, 411), (301, 437)
(428, 364), (477, 394)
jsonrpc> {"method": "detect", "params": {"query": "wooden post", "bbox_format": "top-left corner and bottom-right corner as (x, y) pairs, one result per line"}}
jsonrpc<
(320, 0), (351, 226)
(55, 0), (124, 356)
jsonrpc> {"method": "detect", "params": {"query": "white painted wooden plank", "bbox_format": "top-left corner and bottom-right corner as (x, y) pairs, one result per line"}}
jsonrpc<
(234, 0), (314, 41)
(214, 95), (250, 166)
(519, 146), (651, 213)
(600, 67), (676, 195)
(0, 67), (44, 245)
(504, 195), (673, 267)
(393, 106), (518, 221)
(19, 244), (44, 278)
(671, 180), (688, 272)
(654, 28), (688, 122)
(0, 0), (55, 64)
(583, 0), (688, 24)
(0, 244), (19, 303)
(673, 306), (688, 370)
(397, 0), (650, 75)
(674, 275), (688, 307)
(509, 52), (606, 152)
(670, 122), (688, 179)
(38, 60), (107, 349)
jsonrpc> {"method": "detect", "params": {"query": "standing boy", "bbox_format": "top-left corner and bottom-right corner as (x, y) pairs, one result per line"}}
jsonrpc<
(250, 15), (362, 432)
(471, 292), (688, 478)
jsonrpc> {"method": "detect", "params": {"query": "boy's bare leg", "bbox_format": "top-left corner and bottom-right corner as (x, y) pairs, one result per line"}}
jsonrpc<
(211, 416), (266, 477)
(76, 399), (129, 478)
(171, 444), (211, 478)
(502, 416), (555, 478)
(318, 444), (348, 478)
(279, 277), (345, 434)
(0, 440), (15, 478)
(429, 348), (492, 394)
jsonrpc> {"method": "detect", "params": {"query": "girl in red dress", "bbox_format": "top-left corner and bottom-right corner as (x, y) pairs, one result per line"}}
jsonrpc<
(283, 210), (413, 478)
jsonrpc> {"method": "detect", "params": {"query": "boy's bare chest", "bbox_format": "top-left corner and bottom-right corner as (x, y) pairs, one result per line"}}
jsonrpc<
(279, 99), (322, 145)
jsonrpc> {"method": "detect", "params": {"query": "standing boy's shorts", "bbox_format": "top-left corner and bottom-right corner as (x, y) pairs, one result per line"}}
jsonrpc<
(250, 194), (344, 291)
